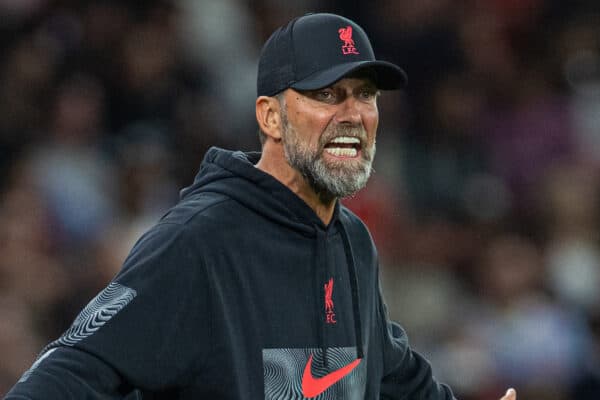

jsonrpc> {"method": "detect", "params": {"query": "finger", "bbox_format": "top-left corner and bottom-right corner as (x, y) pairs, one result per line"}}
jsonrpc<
(500, 388), (516, 400)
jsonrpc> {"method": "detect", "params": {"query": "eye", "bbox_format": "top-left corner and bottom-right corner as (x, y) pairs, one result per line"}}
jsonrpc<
(359, 88), (378, 101)
(315, 89), (335, 102)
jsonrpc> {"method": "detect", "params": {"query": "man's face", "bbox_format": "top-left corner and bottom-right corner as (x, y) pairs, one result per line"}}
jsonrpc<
(280, 77), (379, 200)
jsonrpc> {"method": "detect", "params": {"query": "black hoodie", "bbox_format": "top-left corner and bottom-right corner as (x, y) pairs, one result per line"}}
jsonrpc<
(6, 147), (453, 399)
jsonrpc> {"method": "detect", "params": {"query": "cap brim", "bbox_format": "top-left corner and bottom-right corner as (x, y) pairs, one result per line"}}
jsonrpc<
(290, 60), (407, 91)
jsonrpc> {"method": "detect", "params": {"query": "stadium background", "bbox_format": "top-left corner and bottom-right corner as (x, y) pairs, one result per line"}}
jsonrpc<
(1, 0), (599, 398)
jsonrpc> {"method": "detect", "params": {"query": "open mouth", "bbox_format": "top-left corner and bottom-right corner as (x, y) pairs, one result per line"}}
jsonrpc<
(323, 137), (362, 158)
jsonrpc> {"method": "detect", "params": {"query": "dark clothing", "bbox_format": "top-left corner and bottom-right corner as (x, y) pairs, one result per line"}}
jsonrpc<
(6, 147), (453, 399)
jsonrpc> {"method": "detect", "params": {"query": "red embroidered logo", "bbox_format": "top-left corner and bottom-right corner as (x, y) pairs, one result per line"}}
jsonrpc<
(338, 26), (359, 55)
(324, 278), (336, 324)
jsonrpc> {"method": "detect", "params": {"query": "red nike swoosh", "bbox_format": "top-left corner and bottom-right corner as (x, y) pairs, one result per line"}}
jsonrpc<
(301, 354), (362, 398)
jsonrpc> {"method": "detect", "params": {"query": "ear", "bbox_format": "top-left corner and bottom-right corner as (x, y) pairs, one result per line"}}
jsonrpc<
(256, 95), (282, 141)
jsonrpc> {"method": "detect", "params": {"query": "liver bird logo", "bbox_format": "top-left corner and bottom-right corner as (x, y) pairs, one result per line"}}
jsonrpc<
(324, 278), (336, 324)
(338, 26), (359, 55)
(324, 278), (334, 313)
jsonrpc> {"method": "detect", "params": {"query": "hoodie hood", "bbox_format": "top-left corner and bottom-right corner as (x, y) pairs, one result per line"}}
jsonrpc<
(180, 147), (339, 236)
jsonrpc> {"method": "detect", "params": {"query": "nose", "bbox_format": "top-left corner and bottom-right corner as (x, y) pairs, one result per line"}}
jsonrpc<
(334, 96), (362, 126)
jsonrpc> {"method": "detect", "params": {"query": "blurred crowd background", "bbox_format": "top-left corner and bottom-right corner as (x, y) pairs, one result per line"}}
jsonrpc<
(1, 0), (599, 399)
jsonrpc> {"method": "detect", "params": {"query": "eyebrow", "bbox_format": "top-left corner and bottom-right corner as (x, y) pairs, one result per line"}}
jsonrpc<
(293, 78), (380, 98)
(321, 79), (378, 91)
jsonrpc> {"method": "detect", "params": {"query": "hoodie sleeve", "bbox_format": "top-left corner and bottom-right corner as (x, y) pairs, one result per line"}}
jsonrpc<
(4, 347), (137, 399)
(5, 221), (211, 399)
(378, 290), (455, 400)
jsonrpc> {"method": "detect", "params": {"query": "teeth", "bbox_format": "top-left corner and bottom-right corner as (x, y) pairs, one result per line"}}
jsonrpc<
(325, 147), (358, 157)
(329, 136), (361, 144)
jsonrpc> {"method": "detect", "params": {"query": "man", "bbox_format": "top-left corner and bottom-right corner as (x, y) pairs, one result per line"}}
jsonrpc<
(5, 13), (517, 400)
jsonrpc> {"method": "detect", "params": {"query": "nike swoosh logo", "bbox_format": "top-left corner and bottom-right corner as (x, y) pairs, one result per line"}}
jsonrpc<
(301, 354), (362, 398)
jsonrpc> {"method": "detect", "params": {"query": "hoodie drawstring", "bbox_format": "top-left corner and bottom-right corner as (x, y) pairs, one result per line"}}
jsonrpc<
(313, 220), (364, 371)
(314, 228), (329, 369)
(313, 226), (328, 369)
(336, 220), (365, 360)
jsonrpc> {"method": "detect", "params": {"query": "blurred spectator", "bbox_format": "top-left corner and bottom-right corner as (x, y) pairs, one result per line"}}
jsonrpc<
(0, 162), (68, 321)
(26, 72), (117, 245)
(571, 311), (600, 400)
(467, 234), (590, 399)
(0, 298), (42, 395)
(0, 163), (66, 388)
(177, 0), (259, 140)
(108, 3), (180, 132)
(537, 163), (600, 312)
(421, 232), (593, 400)
(0, 34), (58, 183)
(402, 72), (500, 222)
(556, 14), (600, 167)
(478, 64), (575, 215)
(101, 123), (179, 276)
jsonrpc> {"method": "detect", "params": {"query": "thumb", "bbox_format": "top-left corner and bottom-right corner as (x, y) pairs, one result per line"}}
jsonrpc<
(500, 388), (516, 400)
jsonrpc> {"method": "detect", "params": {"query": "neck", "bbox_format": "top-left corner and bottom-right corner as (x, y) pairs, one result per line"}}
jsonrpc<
(255, 145), (337, 225)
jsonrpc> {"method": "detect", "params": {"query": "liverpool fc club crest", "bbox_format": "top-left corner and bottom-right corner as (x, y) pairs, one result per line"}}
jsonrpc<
(338, 26), (359, 55)
(324, 278), (336, 324)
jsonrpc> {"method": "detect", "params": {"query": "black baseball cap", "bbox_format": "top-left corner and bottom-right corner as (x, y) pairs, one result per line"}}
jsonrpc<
(257, 13), (407, 97)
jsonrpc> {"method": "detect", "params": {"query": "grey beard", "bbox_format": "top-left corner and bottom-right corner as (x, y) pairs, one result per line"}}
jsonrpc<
(280, 109), (375, 201)
(296, 150), (374, 202)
